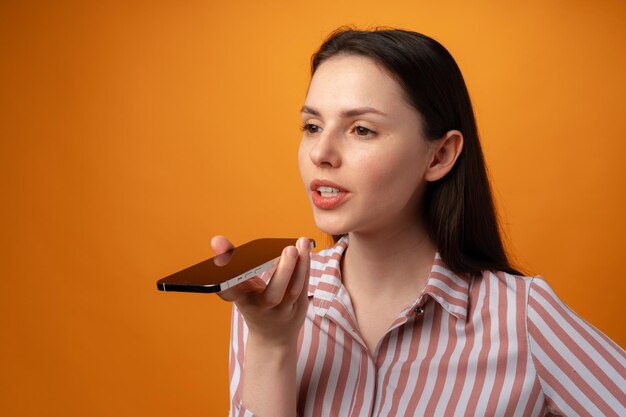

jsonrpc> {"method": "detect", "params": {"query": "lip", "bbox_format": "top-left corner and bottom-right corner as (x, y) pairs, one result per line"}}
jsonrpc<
(310, 179), (348, 192)
(310, 179), (350, 210)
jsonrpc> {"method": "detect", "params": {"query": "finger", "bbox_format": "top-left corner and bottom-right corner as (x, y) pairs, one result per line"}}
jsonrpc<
(258, 265), (278, 285)
(211, 235), (235, 255)
(283, 237), (311, 304)
(297, 238), (311, 297)
(217, 276), (266, 302)
(261, 245), (299, 307)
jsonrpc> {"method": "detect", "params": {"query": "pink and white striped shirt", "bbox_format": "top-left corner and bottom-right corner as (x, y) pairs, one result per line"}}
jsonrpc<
(229, 236), (626, 416)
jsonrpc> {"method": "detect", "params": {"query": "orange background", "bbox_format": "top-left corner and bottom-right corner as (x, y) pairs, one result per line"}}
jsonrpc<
(1, 1), (625, 415)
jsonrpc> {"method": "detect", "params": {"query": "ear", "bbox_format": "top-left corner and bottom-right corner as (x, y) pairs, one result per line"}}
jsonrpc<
(424, 130), (464, 182)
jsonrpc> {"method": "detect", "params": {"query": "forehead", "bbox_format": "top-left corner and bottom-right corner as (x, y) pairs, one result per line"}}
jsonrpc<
(305, 55), (412, 113)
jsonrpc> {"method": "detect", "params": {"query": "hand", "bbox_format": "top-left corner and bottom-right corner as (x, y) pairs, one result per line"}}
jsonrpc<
(210, 235), (311, 345)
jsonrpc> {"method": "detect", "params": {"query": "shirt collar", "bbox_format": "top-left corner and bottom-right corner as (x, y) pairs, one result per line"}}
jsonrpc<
(308, 235), (470, 320)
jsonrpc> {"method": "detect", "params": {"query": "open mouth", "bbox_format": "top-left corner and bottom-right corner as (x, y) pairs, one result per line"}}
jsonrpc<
(316, 186), (342, 197)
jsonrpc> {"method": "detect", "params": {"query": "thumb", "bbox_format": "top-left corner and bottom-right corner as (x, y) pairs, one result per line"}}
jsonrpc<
(211, 235), (235, 255)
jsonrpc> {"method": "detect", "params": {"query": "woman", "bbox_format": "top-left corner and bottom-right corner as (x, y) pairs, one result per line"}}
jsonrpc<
(214, 28), (626, 417)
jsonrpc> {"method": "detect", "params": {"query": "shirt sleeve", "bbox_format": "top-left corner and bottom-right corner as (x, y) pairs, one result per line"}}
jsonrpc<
(228, 304), (259, 417)
(527, 275), (626, 416)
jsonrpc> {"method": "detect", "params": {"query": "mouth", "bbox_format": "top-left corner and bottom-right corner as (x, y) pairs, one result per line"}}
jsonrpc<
(316, 186), (342, 197)
(310, 180), (349, 209)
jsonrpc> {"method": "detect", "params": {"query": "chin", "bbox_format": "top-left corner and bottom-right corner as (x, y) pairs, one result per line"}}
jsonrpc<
(313, 216), (351, 237)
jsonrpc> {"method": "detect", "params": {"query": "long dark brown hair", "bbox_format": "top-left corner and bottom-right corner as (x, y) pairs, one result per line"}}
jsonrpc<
(311, 27), (524, 277)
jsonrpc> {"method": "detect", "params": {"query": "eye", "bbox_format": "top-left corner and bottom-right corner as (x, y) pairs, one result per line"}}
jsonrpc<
(351, 125), (376, 138)
(301, 123), (321, 135)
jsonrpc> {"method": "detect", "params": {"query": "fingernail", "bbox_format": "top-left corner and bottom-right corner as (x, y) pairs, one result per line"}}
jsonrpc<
(286, 246), (298, 257)
(297, 237), (309, 250)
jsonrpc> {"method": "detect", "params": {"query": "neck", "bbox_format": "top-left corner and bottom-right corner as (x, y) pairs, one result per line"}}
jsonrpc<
(341, 221), (437, 299)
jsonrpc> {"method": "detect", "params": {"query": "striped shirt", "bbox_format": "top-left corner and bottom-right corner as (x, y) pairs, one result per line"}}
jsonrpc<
(229, 235), (626, 417)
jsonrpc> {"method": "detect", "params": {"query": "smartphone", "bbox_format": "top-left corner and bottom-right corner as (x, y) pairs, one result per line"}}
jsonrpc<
(156, 238), (315, 293)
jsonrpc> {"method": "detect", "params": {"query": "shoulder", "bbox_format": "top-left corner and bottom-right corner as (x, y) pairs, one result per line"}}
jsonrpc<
(468, 269), (565, 317)
(463, 270), (552, 335)
(522, 274), (626, 414)
(469, 269), (619, 345)
(468, 268), (536, 305)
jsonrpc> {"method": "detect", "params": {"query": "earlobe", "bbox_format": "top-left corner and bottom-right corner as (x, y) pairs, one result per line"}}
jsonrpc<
(424, 130), (464, 182)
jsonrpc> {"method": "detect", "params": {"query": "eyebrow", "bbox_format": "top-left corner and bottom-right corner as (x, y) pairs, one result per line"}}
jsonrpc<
(300, 105), (388, 118)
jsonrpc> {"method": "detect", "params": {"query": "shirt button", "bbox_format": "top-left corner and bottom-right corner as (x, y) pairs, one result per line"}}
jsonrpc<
(414, 306), (424, 314)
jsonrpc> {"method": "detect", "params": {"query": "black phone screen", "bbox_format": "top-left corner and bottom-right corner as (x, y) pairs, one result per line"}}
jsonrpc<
(156, 238), (314, 293)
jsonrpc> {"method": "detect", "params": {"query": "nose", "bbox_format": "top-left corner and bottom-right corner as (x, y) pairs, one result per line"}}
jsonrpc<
(309, 129), (341, 168)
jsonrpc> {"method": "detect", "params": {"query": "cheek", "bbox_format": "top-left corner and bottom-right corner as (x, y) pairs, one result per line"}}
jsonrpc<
(361, 149), (424, 202)
(356, 157), (400, 207)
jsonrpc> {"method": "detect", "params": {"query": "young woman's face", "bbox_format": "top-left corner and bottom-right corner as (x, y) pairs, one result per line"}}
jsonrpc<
(298, 55), (436, 236)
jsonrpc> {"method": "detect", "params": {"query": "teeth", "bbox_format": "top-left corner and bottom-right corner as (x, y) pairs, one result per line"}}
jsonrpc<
(317, 186), (341, 197)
